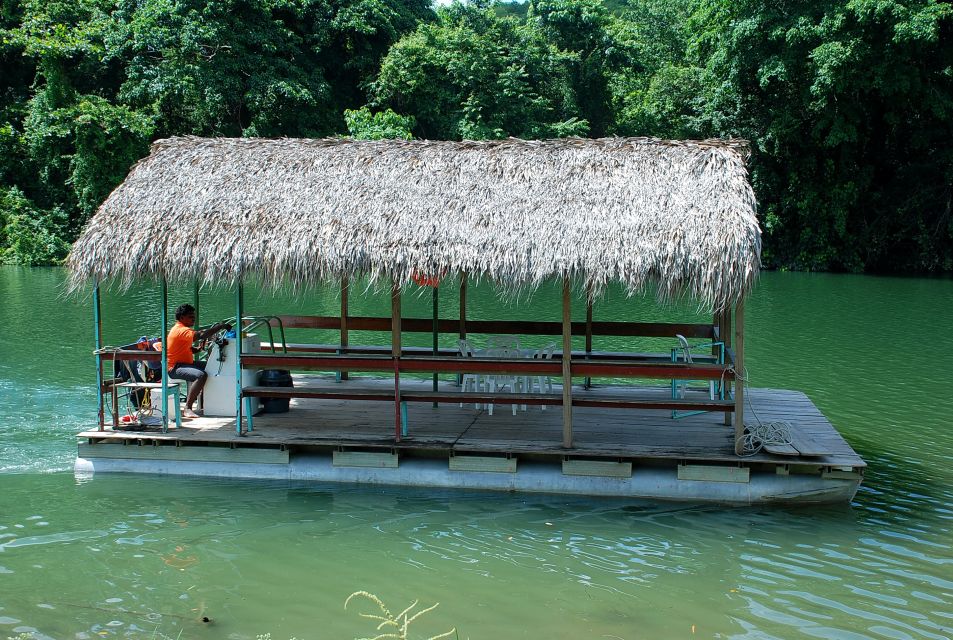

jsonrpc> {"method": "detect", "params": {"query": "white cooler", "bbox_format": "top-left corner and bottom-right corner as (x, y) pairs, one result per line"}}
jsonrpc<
(202, 334), (262, 416)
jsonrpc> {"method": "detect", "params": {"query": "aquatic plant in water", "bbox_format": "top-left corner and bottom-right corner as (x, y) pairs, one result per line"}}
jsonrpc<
(345, 591), (456, 640)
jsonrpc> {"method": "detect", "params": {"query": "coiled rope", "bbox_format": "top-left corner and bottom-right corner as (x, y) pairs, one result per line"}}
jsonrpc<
(722, 364), (795, 456)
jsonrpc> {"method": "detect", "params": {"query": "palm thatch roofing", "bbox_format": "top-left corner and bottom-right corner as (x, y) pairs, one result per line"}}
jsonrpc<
(67, 136), (760, 311)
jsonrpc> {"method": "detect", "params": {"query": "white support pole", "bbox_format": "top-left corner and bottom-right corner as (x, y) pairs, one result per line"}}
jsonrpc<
(93, 280), (104, 430)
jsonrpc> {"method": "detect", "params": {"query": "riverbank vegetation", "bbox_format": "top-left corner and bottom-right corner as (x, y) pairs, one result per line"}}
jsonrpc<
(1, 0), (950, 271)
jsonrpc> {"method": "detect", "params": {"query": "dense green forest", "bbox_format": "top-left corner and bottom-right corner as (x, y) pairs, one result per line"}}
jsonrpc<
(0, 0), (950, 271)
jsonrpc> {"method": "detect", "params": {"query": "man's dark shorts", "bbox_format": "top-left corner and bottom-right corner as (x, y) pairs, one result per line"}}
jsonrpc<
(170, 360), (207, 383)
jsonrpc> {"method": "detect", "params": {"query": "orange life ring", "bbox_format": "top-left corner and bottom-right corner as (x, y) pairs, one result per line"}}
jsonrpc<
(411, 271), (441, 287)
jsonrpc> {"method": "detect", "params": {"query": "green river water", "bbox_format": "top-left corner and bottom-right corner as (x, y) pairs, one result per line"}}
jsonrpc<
(0, 266), (951, 639)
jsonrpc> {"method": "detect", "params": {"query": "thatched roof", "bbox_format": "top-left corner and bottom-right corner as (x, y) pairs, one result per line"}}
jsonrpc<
(67, 136), (760, 311)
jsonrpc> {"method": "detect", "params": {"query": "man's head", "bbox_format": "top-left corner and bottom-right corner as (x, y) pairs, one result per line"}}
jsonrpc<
(175, 304), (196, 325)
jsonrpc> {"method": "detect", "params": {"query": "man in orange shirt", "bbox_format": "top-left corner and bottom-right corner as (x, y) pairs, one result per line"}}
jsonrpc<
(167, 304), (231, 418)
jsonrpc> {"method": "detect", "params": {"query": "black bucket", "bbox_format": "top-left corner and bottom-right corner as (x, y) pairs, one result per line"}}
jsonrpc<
(258, 369), (293, 413)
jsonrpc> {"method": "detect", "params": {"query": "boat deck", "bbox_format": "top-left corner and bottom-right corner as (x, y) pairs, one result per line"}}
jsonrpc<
(79, 375), (863, 468)
(76, 376), (865, 503)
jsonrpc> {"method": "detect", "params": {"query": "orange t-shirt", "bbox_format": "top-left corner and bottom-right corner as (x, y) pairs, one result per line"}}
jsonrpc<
(166, 322), (196, 370)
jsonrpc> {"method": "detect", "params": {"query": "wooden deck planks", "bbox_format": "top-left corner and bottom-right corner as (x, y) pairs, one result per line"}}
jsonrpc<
(78, 376), (865, 468)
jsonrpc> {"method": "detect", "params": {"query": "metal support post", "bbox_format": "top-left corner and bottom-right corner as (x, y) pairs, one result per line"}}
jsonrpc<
(392, 279), (402, 439)
(93, 281), (104, 430)
(432, 285), (439, 407)
(235, 281), (244, 435)
(160, 278), (169, 433)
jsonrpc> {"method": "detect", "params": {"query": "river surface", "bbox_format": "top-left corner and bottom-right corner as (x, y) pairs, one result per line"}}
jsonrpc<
(0, 266), (951, 639)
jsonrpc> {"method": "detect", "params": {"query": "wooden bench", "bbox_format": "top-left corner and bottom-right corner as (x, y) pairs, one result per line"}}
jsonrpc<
(240, 386), (734, 436)
(259, 342), (711, 364)
(245, 386), (732, 411)
(571, 396), (732, 411)
(243, 385), (394, 402)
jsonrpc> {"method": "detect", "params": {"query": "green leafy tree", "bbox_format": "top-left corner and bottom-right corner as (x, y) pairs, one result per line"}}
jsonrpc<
(609, 0), (707, 138)
(13, 0), (153, 236)
(109, 0), (432, 138)
(324, 0), (435, 117)
(0, 122), (23, 188)
(344, 106), (414, 139)
(21, 80), (154, 229)
(495, 0), (529, 19)
(617, 65), (707, 138)
(0, 186), (69, 264)
(372, 1), (588, 139)
(694, 0), (953, 271)
(65, 97), (154, 223)
(1, 0), (34, 124)
(1, 0), (951, 272)
(0, 0), (430, 262)
(109, 0), (332, 137)
(528, 0), (618, 136)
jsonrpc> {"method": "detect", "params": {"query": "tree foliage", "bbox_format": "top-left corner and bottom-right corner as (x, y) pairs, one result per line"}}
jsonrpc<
(0, 0), (950, 271)
(0, 186), (69, 264)
(0, 0), (428, 263)
(6, 0), (151, 242)
(344, 106), (415, 139)
(372, 1), (589, 139)
(694, 0), (953, 271)
(108, 0), (431, 137)
(528, 0), (618, 135)
(610, 0), (704, 138)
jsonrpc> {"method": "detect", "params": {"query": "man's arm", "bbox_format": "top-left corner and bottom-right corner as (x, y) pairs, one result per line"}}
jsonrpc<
(194, 321), (232, 342)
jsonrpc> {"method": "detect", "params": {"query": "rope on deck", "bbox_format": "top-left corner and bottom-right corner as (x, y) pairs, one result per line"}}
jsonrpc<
(725, 364), (795, 456)
(737, 421), (794, 456)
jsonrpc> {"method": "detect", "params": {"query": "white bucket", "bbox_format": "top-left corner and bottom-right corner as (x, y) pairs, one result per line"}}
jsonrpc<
(150, 386), (180, 419)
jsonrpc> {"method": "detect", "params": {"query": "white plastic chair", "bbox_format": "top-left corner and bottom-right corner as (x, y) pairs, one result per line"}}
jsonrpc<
(487, 335), (520, 351)
(522, 342), (556, 410)
(504, 344), (529, 414)
(485, 346), (517, 416)
(459, 339), (483, 409)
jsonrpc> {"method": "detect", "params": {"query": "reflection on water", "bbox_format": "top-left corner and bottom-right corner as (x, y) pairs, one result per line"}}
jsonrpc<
(0, 267), (952, 638)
